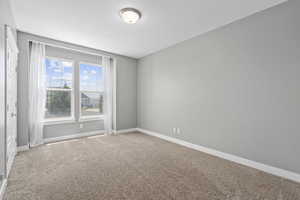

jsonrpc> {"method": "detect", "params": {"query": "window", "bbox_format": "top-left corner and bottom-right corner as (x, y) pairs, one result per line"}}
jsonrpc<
(79, 62), (104, 118)
(43, 57), (105, 122)
(45, 57), (74, 120)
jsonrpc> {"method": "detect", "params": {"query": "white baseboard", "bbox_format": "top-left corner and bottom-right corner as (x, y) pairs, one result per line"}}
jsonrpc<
(17, 145), (29, 152)
(44, 128), (137, 144)
(44, 130), (106, 144)
(115, 128), (137, 134)
(136, 128), (300, 183)
(0, 179), (7, 200)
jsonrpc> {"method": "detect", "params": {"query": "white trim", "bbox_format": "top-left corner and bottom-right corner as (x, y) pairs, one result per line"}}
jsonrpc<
(6, 27), (18, 53)
(79, 61), (102, 68)
(80, 90), (104, 93)
(46, 88), (72, 91)
(79, 61), (105, 120)
(79, 117), (104, 122)
(115, 128), (137, 134)
(136, 128), (300, 183)
(79, 113), (104, 121)
(45, 56), (74, 64)
(5, 25), (19, 181)
(0, 179), (7, 200)
(17, 145), (30, 152)
(44, 130), (106, 144)
(43, 119), (76, 125)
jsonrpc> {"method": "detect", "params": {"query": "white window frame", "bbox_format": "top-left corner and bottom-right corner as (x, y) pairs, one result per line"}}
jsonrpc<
(43, 56), (75, 122)
(79, 61), (104, 121)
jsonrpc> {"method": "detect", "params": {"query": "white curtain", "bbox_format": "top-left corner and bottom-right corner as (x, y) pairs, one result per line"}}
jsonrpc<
(103, 56), (114, 135)
(28, 42), (46, 147)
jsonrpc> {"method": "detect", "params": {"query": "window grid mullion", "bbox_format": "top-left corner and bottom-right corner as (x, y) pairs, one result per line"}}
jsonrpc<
(80, 90), (102, 93)
(47, 88), (73, 91)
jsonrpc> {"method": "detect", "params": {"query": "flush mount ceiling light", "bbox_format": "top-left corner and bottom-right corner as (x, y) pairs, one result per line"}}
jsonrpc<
(119, 8), (141, 24)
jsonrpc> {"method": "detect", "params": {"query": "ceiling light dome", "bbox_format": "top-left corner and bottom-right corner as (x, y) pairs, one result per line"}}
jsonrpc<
(120, 8), (141, 24)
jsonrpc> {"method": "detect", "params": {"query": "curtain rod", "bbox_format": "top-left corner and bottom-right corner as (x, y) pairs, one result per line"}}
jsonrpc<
(28, 39), (114, 60)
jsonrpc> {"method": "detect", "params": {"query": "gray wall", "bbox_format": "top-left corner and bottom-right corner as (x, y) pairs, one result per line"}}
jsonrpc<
(137, 0), (300, 174)
(0, 0), (16, 180)
(17, 32), (137, 146)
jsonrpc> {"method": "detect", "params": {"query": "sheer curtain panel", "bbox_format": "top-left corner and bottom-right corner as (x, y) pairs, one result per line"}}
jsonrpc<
(28, 42), (46, 147)
(103, 56), (114, 135)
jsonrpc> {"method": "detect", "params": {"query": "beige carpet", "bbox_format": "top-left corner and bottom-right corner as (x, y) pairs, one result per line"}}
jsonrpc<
(4, 132), (300, 200)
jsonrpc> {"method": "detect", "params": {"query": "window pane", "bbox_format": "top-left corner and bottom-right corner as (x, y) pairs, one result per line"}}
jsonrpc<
(45, 90), (71, 118)
(45, 58), (73, 89)
(81, 92), (103, 116)
(80, 63), (103, 92)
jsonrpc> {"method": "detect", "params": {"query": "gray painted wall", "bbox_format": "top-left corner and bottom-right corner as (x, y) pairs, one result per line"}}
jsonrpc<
(17, 32), (137, 146)
(0, 0), (16, 180)
(138, 0), (300, 174)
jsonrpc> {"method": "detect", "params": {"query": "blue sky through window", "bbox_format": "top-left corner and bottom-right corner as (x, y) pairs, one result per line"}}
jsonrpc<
(45, 58), (104, 91)
(45, 58), (73, 89)
(80, 63), (104, 92)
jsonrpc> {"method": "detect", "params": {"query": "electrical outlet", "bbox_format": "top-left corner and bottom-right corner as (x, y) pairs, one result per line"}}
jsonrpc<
(80, 124), (84, 129)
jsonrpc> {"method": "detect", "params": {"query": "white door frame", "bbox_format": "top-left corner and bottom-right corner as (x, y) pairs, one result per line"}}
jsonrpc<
(4, 25), (19, 178)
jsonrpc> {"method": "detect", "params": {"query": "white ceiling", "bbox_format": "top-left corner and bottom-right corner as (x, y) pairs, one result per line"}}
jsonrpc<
(10, 0), (287, 58)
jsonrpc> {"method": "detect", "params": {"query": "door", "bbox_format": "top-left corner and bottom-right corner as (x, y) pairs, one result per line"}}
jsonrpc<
(5, 26), (18, 176)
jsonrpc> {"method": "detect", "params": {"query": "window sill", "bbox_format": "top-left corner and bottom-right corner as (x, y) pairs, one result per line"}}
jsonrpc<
(43, 119), (76, 125)
(79, 116), (104, 122)
(42, 116), (103, 125)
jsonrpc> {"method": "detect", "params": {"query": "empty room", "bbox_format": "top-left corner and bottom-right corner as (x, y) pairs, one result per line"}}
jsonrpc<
(0, 0), (300, 199)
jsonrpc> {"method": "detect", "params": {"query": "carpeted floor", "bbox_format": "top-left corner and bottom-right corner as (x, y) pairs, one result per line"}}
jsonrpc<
(4, 132), (300, 200)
